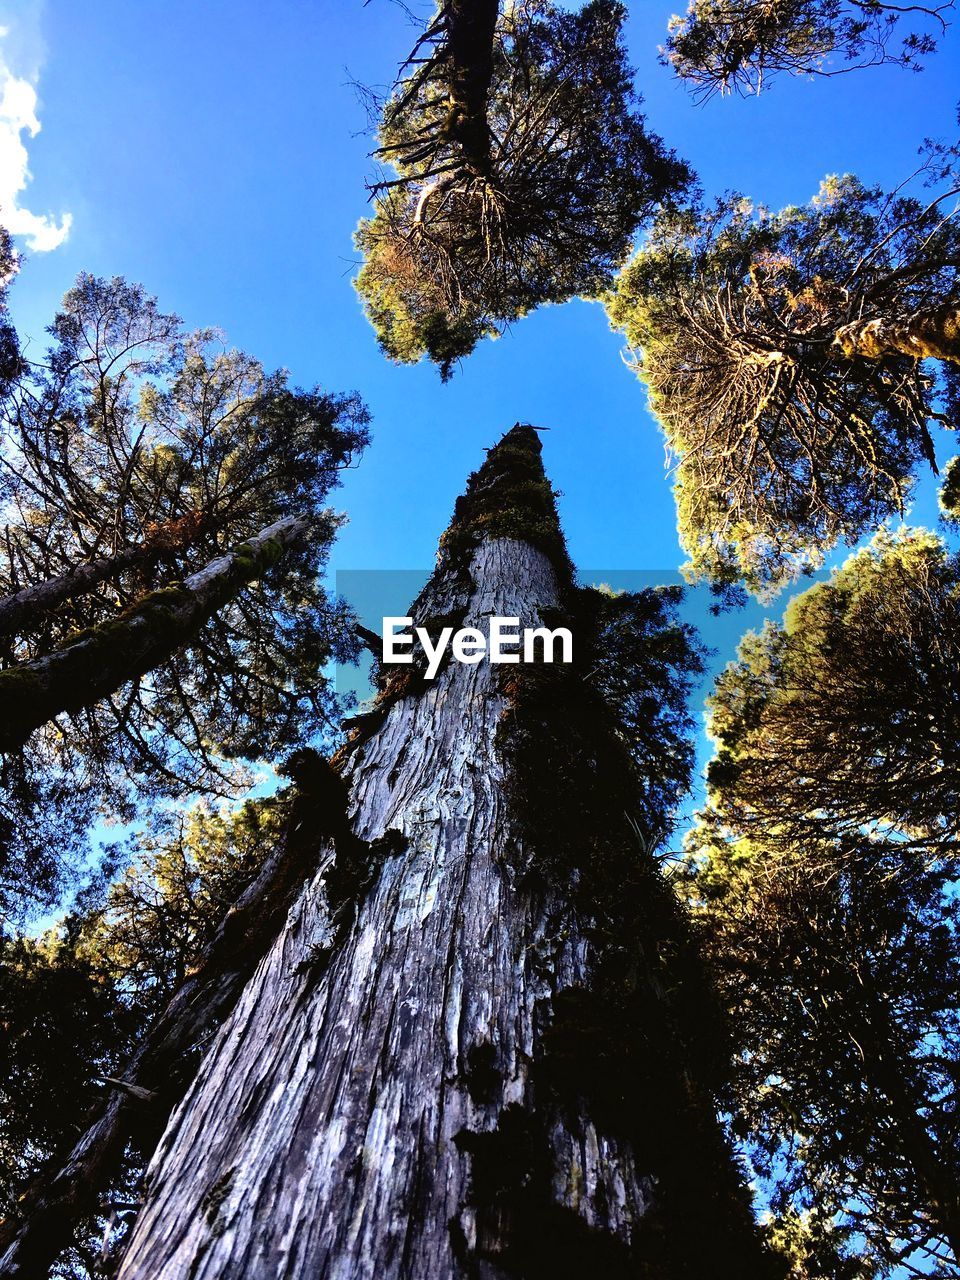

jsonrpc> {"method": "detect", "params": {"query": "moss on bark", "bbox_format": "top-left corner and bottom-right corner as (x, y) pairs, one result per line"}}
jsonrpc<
(0, 517), (307, 754)
(438, 425), (574, 584)
(834, 303), (960, 364)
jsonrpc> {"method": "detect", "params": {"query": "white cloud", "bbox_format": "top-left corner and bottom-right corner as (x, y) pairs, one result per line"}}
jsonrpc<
(0, 23), (71, 253)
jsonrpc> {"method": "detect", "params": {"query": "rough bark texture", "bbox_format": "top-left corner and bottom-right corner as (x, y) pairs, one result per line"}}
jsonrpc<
(0, 761), (351, 1279)
(109, 428), (766, 1279)
(833, 303), (960, 364)
(0, 513), (314, 753)
(117, 537), (633, 1280)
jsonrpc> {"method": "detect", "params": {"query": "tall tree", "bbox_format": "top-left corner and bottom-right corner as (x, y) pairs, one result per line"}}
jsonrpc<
(0, 273), (370, 925)
(14, 426), (777, 1279)
(662, 0), (950, 98)
(0, 793), (291, 1277)
(0, 229), (20, 398)
(605, 168), (960, 593)
(684, 527), (960, 1273)
(356, 0), (689, 377)
(0, 929), (139, 1279)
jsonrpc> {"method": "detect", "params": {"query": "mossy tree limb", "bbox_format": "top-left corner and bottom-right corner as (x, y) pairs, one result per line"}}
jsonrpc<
(0, 518), (210, 642)
(380, 0), (500, 177)
(834, 301), (960, 364)
(0, 513), (317, 755)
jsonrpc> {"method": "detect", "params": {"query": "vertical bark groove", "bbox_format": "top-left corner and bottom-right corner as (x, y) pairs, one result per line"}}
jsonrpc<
(0, 760), (349, 1279)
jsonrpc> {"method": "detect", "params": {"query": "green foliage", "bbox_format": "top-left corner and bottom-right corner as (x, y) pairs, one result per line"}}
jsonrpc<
(939, 454), (960, 519)
(356, 0), (688, 377)
(438, 426), (574, 579)
(663, 0), (945, 99)
(75, 798), (282, 1013)
(689, 529), (960, 1273)
(706, 528), (960, 857)
(0, 274), (370, 923)
(0, 933), (136, 1226)
(605, 171), (960, 594)
(684, 824), (960, 1275)
(761, 1207), (875, 1280)
(0, 228), (20, 397)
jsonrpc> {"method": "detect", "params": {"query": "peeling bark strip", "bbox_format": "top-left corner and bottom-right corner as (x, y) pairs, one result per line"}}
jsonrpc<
(833, 302), (960, 364)
(0, 757), (354, 1279)
(112, 428), (767, 1279)
(0, 513), (314, 754)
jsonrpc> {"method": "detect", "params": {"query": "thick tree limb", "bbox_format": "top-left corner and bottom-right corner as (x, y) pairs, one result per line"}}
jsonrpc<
(0, 513), (316, 754)
(834, 302), (960, 364)
(0, 516), (208, 641)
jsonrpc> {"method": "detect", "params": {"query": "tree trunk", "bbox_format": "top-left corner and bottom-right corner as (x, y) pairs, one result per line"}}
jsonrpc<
(833, 303), (960, 365)
(0, 513), (315, 754)
(444, 0), (499, 171)
(381, 0), (498, 178)
(110, 428), (767, 1279)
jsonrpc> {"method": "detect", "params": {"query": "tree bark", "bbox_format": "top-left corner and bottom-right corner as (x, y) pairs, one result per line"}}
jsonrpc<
(109, 428), (767, 1279)
(0, 513), (315, 754)
(0, 760), (351, 1279)
(381, 0), (499, 178)
(833, 303), (960, 365)
(444, 0), (499, 171)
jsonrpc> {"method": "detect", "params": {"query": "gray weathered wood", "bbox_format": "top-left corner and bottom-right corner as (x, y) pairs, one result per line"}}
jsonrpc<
(0, 766), (340, 1279)
(115, 536), (653, 1279)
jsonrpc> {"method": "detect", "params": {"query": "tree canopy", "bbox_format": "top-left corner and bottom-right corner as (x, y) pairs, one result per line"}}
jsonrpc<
(684, 528), (960, 1272)
(663, 0), (950, 99)
(605, 167), (960, 593)
(0, 230), (19, 399)
(683, 826), (960, 1276)
(0, 795), (282, 1276)
(704, 528), (960, 862)
(355, 0), (689, 377)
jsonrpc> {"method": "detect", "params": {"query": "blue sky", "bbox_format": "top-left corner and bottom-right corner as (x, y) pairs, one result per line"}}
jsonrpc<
(1, 0), (959, 766)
